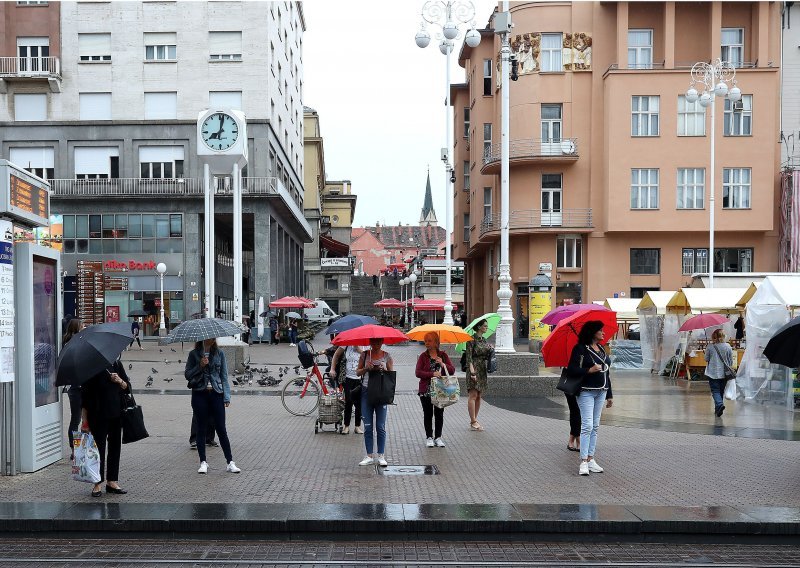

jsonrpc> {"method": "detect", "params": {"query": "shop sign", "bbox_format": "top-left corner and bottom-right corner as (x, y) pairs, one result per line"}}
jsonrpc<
(321, 258), (349, 268)
(104, 260), (157, 272)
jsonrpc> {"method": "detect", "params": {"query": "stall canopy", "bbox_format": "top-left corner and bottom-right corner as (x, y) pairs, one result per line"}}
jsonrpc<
(736, 282), (760, 309)
(637, 291), (677, 315)
(603, 298), (640, 322)
(269, 296), (315, 309)
(666, 288), (749, 315)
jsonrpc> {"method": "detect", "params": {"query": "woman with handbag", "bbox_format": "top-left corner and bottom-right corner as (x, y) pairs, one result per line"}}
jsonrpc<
(465, 319), (491, 431)
(356, 338), (394, 467)
(566, 321), (613, 477)
(415, 332), (455, 448)
(330, 342), (364, 435)
(184, 339), (241, 475)
(704, 329), (735, 417)
(80, 358), (131, 497)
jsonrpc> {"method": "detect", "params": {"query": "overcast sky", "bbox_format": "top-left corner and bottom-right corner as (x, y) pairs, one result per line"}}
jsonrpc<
(302, 0), (497, 228)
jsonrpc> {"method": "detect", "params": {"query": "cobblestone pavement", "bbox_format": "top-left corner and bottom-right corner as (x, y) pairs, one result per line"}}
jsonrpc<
(0, 538), (798, 567)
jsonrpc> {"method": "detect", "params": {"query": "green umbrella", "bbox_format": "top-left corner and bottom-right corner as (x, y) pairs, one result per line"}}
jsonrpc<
(456, 312), (501, 353)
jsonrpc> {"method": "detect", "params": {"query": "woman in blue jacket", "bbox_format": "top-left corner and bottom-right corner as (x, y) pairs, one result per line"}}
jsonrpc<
(184, 338), (240, 474)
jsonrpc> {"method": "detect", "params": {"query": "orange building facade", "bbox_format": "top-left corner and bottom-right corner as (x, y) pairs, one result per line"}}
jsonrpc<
(453, 1), (781, 341)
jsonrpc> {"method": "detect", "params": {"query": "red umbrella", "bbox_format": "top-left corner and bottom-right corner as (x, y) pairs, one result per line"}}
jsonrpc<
(332, 324), (408, 346)
(678, 313), (728, 332)
(541, 309), (618, 368)
(375, 298), (405, 308)
(541, 303), (612, 326)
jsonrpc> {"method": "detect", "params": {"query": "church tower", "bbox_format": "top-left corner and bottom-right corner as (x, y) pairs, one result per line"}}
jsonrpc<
(419, 169), (438, 227)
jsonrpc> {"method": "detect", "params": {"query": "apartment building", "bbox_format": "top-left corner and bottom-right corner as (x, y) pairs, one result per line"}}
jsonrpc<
(0, 1), (310, 334)
(454, 1), (780, 341)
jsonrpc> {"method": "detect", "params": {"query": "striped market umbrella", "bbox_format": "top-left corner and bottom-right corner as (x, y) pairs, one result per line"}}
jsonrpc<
(165, 317), (248, 344)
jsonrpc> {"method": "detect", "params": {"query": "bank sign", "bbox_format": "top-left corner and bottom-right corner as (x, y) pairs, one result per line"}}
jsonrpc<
(104, 260), (157, 272)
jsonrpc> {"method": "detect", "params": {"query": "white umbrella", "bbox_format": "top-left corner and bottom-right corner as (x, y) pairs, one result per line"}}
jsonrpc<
(257, 296), (264, 340)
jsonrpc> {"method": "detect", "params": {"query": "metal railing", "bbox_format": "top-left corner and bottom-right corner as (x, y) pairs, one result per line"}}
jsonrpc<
(0, 56), (61, 79)
(479, 208), (593, 235)
(482, 137), (578, 167)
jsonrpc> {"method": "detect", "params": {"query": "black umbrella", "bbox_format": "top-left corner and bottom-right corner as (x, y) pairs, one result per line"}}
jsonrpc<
(128, 309), (149, 317)
(260, 311), (277, 318)
(763, 316), (800, 367)
(55, 322), (132, 386)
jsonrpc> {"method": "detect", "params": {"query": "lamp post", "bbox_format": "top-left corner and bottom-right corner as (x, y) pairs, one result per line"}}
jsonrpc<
(400, 277), (408, 326)
(416, 0), (481, 325)
(409, 272), (418, 328)
(685, 59), (742, 289)
(156, 262), (167, 335)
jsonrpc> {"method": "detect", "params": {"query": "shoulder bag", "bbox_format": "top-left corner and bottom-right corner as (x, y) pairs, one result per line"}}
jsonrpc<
(121, 391), (149, 444)
(556, 352), (584, 396)
(367, 368), (396, 406)
(711, 343), (736, 380)
(429, 361), (460, 409)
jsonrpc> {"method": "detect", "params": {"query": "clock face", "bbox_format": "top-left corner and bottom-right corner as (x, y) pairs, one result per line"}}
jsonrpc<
(201, 112), (239, 151)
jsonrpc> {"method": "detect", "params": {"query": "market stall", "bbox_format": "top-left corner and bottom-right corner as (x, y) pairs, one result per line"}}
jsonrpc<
(637, 291), (679, 375)
(603, 298), (643, 369)
(737, 275), (800, 410)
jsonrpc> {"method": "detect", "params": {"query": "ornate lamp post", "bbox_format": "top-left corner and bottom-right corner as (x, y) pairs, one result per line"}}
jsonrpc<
(416, 0), (481, 325)
(409, 272), (418, 328)
(685, 59), (742, 289)
(156, 262), (167, 334)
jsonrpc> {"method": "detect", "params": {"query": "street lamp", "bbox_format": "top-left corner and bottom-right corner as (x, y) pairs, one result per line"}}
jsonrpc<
(409, 272), (418, 328)
(416, 0), (481, 325)
(685, 59), (742, 289)
(400, 277), (408, 326)
(156, 262), (167, 333)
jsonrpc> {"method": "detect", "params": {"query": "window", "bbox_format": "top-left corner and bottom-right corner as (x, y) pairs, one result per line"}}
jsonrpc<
(270, 41), (275, 72)
(630, 248), (660, 274)
(16, 37), (49, 72)
(463, 161), (470, 191)
(676, 168), (705, 209)
(78, 33), (111, 61)
(14, 93), (46, 121)
(722, 168), (751, 208)
(682, 248), (709, 274)
(74, 147), (119, 179)
(483, 123), (492, 157)
(715, 248), (752, 272)
(721, 28), (744, 67)
(724, 95), (752, 136)
(463, 107), (470, 138)
(630, 168), (659, 209)
(10, 147), (54, 180)
(541, 33), (562, 72)
(144, 32), (176, 61)
(631, 96), (659, 136)
(324, 278), (337, 290)
(557, 235), (582, 268)
(209, 31), (242, 60)
(144, 92), (177, 119)
(483, 59), (492, 95)
(139, 146), (184, 179)
(678, 95), (705, 136)
(627, 29), (653, 69)
(17, 1), (49, 5)
(209, 90), (242, 110)
(463, 213), (470, 242)
(483, 187), (492, 221)
(79, 93), (111, 120)
(541, 104), (562, 143)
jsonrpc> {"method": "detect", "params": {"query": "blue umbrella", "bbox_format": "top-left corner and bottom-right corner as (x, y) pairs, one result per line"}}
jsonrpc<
(324, 314), (378, 335)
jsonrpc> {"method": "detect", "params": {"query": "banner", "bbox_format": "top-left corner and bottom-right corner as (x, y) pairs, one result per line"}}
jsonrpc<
(529, 291), (552, 342)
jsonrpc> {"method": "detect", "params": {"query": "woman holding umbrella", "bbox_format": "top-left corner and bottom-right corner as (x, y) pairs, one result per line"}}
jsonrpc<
(415, 331), (456, 447)
(704, 328), (734, 417)
(465, 319), (492, 431)
(356, 339), (394, 467)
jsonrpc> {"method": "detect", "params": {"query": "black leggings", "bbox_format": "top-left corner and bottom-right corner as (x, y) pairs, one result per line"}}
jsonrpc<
(565, 393), (581, 437)
(191, 389), (233, 463)
(419, 394), (444, 439)
(129, 336), (141, 348)
(89, 416), (122, 483)
(67, 387), (82, 453)
(343, 378), (362, 427)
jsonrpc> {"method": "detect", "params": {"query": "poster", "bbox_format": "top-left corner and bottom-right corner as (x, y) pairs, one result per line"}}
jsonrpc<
(0, 220), (14, 383)
(529, 291), (552, 342)
(105, 306), (120, 322)
(33, 255), (58, 407)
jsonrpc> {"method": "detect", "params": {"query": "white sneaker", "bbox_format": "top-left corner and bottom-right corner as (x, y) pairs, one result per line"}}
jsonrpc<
(587, 459), (603, 473)
(425, 437), (435, 448)
(198, 461), (208, 474)
(376, 454), (388, 467)
(354, 425), (364, 434)
(341, 426), (350, 435)
(579, 461), (589, 476)
(226, 461), (241, 473)
(359, 456), (374, 466)
(434, 437), (446, 447)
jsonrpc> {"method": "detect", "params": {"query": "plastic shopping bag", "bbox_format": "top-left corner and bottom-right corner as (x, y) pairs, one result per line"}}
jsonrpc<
(724, 378), (737, 401)
(72, 432), (102, 484)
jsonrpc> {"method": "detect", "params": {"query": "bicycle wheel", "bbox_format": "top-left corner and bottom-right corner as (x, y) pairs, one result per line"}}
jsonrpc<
(281, 376), (320, 416)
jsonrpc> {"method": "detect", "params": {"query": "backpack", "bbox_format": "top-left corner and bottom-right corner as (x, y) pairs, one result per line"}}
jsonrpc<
(297, 340), (315, 369)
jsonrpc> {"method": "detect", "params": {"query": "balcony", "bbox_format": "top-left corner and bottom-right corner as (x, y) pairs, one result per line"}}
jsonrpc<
(479, 209), (593, 239)
(0, 56), (61, 92)
(481, 138), (578, 174)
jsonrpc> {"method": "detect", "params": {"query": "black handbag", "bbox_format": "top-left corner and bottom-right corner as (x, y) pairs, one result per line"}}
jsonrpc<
(121, 392), (149, 444)
(367, 370), (396, 406)
(556, 353), (584, 396)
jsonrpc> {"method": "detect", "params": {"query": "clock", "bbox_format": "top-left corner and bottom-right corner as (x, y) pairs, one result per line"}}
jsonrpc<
(200, 112), (239, 151)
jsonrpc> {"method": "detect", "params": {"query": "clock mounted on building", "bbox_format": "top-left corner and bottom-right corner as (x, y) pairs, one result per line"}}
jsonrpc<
(200, 112), (239, 151)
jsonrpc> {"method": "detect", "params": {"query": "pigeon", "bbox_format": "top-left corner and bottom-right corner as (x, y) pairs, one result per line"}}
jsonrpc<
(232, 379), (240, 386)
(145, 378), (153, 387)
(147, 375), (154, 382)
(170, 348), (176, 352)
(164, 359), (170, 365)
(248, 378), (253, 386)
(159, 349), (163, 353)
(163, 377), (173, 382)
(128, 363), (133, 370)
(257, 378), (267, 387)
(178, 359), (182, 364)
(151, 368), (158, 374)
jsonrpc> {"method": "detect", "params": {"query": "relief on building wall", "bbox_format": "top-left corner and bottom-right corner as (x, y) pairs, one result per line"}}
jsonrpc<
(563, 33), (592, 71)
(501, 32), (591, 80)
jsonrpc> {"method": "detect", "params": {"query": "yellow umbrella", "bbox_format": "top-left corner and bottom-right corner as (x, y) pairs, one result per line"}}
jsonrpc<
(406, 324), (474, 344)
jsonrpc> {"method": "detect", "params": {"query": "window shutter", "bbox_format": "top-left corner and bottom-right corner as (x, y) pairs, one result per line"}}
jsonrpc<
(139, 146), (185, 162)
(209, 91), (242, 110)
(209, 31), (241, 55)
(144, 92), (177, 119)
(78, 33), (111, 57)
(14, 94), (47, 121)
(10, 147), (54, 169)
(79, 93), (112, 120)
(143, 32), (176, 45)
(74, 147), (119, 175)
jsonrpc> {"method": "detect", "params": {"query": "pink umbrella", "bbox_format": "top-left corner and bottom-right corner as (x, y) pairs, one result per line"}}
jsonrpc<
(540, 303), (612, 326)
(678, 313), (728, 332)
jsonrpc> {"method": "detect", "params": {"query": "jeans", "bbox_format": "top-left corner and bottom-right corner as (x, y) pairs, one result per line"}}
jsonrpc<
(361, 388), (387, 455)
(565, 393), (581, 438)
(191, 389), (233, 463)
(419, 394), (443, 438)
(343, 378), (362, 427)
(708, 377), (729, 411)
(289, 329), (298, 344)
(577, 389), (607, 460)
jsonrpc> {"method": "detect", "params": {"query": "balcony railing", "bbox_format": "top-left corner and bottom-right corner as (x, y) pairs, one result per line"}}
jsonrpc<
(482, 137), (579, 170)
(0, 56), (61, 78)
(480, 209), (593, 236)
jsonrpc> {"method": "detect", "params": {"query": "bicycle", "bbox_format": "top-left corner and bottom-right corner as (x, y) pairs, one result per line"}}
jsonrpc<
(281, 352), (339, 416)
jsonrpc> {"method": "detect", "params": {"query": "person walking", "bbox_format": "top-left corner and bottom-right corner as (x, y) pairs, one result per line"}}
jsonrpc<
(356, 338), (394, 467)
(331, 342), (364, 435)
(184, 338), (241, 474)
(269, 316), (279, 345)
(415, 332), (455, 448)
(63, 318), (85, 461)
(566, 320), (613, 476)
(80, 357), (131, 497)
(465, 319), (491, 431)
(129, 318), (143, 350)
(705, 328), (734, 417)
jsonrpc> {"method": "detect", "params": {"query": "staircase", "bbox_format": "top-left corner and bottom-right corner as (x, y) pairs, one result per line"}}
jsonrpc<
(380, 275), (401, 304)
(349, 276), (384, 318)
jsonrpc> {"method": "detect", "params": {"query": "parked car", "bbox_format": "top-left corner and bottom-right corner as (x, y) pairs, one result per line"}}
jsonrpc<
(627, 324), (641, 340)
(305, 300), (339, 323)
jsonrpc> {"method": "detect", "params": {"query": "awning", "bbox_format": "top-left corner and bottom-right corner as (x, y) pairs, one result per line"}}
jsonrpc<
(320, 235), (349, 257)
